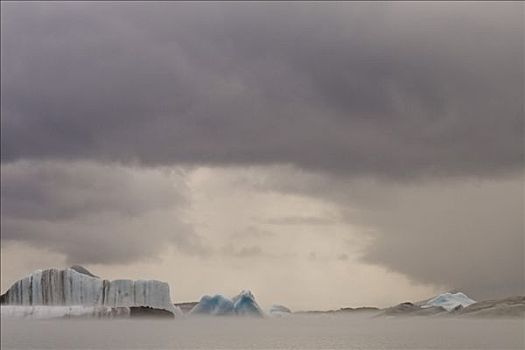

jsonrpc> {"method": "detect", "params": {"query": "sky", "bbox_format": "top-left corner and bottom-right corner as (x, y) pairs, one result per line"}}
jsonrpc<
(1, 1), (523, 310)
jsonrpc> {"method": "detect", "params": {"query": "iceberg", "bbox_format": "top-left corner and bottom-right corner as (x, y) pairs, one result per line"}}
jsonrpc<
(232, 290), (264, 317)
(268, 304), (292, 317)
(0, 266), (178, 316)
(0, 305), (130, 320)
(190, 294), (235, 316)
(190, 290), (264, 317)
(422, 292), (476, 311)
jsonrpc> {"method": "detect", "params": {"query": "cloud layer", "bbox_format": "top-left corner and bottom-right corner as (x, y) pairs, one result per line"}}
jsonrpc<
(1, 161), (206, 264)
(1, 2), (523, 303)
(186, 166), (525, 299)
(2, 2), (522, 179)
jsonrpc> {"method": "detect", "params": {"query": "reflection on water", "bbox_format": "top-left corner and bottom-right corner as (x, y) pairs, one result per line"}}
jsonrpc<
(1, 314), (524, 349)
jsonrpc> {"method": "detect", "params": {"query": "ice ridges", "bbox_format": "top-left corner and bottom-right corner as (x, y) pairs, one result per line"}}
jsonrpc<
(0, 266), (178, 315)
(190, 290), (264, 317)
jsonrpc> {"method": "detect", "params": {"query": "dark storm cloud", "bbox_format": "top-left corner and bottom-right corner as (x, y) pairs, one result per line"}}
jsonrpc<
(1, 2), (523, 179)
(0, 161), (208, 264)
(1, 161), (185, 221)
(357, 178), (525, 299)
(247, 168), (524, 299)
(0, 2), (523, 300)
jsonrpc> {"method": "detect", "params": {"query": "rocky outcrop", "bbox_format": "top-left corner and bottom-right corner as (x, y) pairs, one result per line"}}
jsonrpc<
(0, 267), (177, 315)
(338, 307), (380, 313)
(458, 296), (525, 318)
(129, 306), (175, 318)
(380, 302), (447, 316)
(295, 306), (380, 315)
(379, 294), (524, 318)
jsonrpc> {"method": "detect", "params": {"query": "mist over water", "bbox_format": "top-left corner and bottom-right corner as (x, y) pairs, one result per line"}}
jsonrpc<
(2, 314), (523, 349)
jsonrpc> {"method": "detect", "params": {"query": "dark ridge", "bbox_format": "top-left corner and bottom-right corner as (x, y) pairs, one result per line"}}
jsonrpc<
(130, 306), (175, 318)
(458, 296), (525, 318)
(70, 265), (99, 278)
(379, 302), (447, 316)
(295, 306), (380, 315)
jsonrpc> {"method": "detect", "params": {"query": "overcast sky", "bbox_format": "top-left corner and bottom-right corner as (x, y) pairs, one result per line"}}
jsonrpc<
(1, 2), (523, 310)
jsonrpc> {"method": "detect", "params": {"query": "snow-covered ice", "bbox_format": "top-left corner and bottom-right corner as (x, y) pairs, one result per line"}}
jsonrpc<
(422, 292), (476, 311)
(0, 267), (177, 315)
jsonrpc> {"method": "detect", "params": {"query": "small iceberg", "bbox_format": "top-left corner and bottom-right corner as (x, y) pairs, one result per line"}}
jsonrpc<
(268, 304), (292, 317)
(422, 292), (476, 311)
(190, 290), (264, 317)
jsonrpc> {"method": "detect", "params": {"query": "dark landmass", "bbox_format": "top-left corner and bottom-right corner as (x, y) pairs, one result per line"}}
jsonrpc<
(378, 296), (525, 318)
(295, 306), (380, 315)
(130, 306), (175, 318)
(294, 296), (525, 319)
(458, 296), (525, 318)
(379, 302), (447, 316)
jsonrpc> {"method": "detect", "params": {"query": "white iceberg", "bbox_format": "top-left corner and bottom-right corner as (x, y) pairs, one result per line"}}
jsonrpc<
(0, 267), (178, 316)
(422, 292), (476, 311)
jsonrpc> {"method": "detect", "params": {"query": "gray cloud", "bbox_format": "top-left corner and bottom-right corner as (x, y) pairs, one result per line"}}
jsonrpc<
(0, 161), (207, 264)
(221, 244), (264, 258)
(1, 2), (522, 179)
(262, 216), (337, 226)
(1, 161), (186, 221)
(244, 167), (524, 299)
(230, 226), (275, 241)
(337, 254), (349, 261)
(0, 2), (523, 303)
(356, 178), (525, 299)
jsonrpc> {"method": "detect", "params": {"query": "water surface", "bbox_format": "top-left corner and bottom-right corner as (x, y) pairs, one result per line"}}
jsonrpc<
(2, 314), (523, 349)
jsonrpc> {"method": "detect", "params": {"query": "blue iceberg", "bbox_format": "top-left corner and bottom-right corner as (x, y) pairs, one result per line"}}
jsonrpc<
(232, 290), (264, 317)
(189, 294), (235, 316)
(190, 290), (263, 317)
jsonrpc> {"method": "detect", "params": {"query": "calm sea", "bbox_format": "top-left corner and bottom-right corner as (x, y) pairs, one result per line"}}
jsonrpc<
(1, 314), (523, 349)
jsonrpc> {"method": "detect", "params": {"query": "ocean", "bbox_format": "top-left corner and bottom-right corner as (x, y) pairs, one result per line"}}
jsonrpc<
(1, 314), (523, 349)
